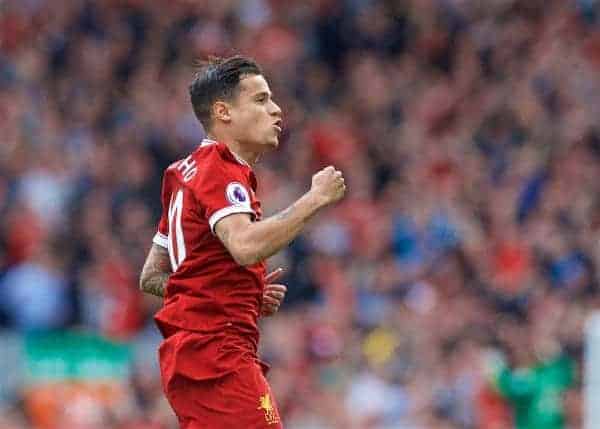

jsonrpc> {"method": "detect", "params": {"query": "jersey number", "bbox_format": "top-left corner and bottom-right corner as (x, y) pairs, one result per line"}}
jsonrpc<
(168, 189), (186, 271)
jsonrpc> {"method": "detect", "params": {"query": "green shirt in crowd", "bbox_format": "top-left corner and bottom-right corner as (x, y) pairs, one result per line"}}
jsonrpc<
(495, 353), (574, 429)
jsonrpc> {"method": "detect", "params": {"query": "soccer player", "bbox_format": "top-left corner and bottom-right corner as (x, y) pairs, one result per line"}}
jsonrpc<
(139, 55), (346, 429)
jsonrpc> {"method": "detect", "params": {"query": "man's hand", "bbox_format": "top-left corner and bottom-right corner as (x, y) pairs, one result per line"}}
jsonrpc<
(309, 166), (346, 207)
(261, 268), (287, 317)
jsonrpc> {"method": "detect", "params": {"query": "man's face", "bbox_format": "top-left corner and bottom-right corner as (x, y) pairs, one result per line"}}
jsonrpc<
(228, 74), (283, 151)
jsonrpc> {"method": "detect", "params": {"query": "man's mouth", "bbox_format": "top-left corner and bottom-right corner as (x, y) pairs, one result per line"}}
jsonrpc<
(273, 119), (283, 133)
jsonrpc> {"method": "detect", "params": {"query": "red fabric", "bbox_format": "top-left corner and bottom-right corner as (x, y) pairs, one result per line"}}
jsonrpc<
(477, 385), (512, 429)
(492, 240), (531, 293)
(5, 205), (45, 266)
(307, 118), (360, 168)
(101, 258), (143, 340)
(160, 331), (281, 429)
(154, 140), (267, 362)
(0, 11), (29, 53)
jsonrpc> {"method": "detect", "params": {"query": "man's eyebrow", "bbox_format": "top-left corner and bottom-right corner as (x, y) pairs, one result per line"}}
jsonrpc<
(253, 90), (272, 98)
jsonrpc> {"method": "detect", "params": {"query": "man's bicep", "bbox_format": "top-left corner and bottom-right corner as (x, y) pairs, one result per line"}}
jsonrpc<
(214, 213), (253, 254)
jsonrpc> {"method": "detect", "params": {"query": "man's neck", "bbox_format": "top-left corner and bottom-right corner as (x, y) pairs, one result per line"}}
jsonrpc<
(206, 133), (260, 167)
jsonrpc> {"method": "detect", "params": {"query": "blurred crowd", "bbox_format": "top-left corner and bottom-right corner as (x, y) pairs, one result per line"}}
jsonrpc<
(2, 0), (600, 427)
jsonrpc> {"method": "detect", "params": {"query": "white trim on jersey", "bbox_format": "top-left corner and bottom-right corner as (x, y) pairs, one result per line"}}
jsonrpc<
(209, 205), (255, 234)
(153, 231), (169, 248)
(200, 138), (217, 147)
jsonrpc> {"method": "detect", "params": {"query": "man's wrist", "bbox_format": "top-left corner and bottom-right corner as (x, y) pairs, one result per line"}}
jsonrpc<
(304, 190), (326, 213)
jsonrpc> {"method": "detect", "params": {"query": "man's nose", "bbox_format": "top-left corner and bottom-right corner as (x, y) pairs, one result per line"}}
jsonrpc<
(270, 101), (282, 116)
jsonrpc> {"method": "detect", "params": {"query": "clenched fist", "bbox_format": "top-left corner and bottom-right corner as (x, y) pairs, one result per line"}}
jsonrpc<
(310, 166), (346, 207)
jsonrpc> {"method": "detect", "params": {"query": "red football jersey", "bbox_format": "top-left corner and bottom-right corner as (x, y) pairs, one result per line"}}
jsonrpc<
(152, 139), (266, 351)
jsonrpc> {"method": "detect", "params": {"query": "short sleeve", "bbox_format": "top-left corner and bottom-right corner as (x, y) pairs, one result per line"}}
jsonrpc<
(152, 170), (170, 248)
(196, 164), (255, 234)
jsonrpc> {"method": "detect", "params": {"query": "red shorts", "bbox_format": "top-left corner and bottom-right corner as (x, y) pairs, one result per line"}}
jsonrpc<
(159, 330), (282, 429)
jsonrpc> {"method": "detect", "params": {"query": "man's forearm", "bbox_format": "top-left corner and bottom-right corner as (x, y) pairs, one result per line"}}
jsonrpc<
(141, 272), (169, 297)
(231, 192), (322, 265)
(139, 244), (171, 297)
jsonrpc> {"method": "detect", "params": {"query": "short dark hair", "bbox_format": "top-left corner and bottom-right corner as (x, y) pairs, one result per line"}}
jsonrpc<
(189, 55), (262, 130)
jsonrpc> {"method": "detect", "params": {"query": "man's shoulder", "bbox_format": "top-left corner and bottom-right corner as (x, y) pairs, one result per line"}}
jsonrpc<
(162, 143), (220, 183)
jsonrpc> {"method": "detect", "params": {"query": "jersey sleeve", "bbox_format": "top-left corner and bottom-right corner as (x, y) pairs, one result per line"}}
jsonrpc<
(196, 164), (255, 234)
(152, 170), (170, 248)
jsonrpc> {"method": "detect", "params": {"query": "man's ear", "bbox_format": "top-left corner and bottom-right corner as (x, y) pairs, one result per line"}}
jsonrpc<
(213, 101), (231, 123)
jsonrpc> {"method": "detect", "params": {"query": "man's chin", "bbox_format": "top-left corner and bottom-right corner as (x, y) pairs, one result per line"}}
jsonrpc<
(263, 138), (279, 150)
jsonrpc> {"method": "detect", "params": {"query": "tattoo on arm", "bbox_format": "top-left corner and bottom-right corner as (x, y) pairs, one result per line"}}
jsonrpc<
(215, 196), (317, 266)
(143, 271), (169, 298)
(140, 244), (172, 297)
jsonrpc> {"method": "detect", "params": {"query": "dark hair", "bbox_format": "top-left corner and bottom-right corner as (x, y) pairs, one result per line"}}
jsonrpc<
(189, 55), (262, 130)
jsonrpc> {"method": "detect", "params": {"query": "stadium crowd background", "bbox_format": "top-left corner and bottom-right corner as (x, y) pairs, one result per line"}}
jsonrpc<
(1, 0), (600, 427)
